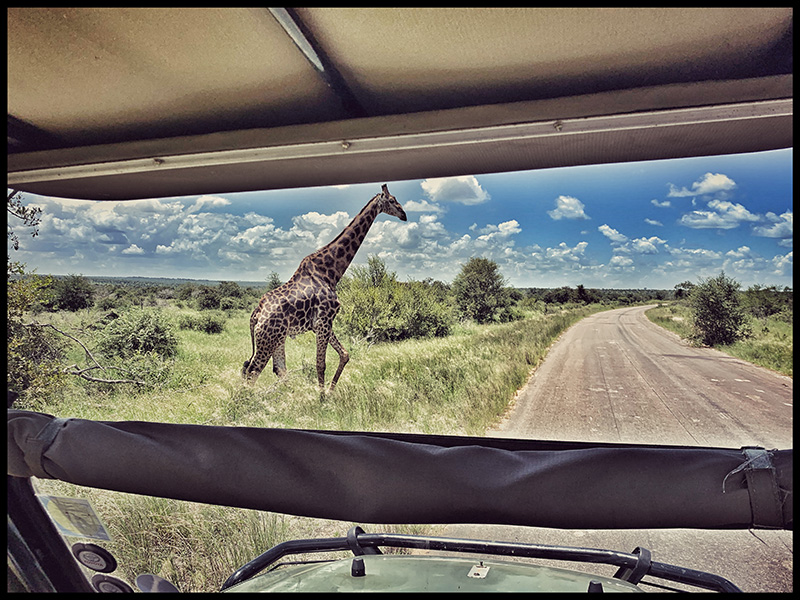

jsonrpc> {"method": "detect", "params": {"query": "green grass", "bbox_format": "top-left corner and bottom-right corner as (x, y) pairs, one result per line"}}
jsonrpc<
(23, 302), (608, 591)
(646, 303), (793, 376)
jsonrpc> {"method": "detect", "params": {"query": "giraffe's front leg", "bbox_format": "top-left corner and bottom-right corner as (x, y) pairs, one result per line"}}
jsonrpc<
(314, 330), (330, 391)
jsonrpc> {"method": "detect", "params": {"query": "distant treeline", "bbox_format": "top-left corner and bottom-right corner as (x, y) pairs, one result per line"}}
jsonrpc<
(70, 276), (676, 302)
(521, 286), (672, 305)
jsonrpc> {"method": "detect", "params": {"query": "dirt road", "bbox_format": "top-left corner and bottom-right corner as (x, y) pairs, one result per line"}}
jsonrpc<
(445, 305), (793, 592)
(496, 304), (792, 448)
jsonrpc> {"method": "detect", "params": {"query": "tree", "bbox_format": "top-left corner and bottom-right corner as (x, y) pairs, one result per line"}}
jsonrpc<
(7, 191), (65, 403)
(195, 285), (221, 310)
(218, 280), (243, 298)
(451, 257), (511, 324)
(54, 274), (94, 311)
(688, 271), (750, 346)
(741, 284), (789, 320)
(674, 281), (695, 300)
(266, 272), (283, 292)
(7, 190), (42, 253)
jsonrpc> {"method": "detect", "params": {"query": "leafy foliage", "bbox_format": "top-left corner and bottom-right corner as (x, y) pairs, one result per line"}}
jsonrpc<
(265, 272), (283, 292)
(451, 257), (513, 324)
(97, 308), (179, 359)
(53, 274), (95, 311)
(688, 271), (751, 346)
(177, 311), (227, 334)
(7, 192), (66, 405)
(7, 266), (66, 403)
(336, 256), (454, 342)
(741, 284), (793, 320)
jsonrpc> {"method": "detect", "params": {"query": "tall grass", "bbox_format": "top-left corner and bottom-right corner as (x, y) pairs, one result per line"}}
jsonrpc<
(29, 303), (608, 591)
(646, 303), (792, 376)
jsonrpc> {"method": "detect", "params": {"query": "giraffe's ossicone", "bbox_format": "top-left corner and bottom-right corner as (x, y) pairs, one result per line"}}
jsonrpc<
(242, 184), (407, 392)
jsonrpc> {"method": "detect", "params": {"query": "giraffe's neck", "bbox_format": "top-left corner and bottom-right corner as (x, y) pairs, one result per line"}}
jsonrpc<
(301, 197), (382, 286)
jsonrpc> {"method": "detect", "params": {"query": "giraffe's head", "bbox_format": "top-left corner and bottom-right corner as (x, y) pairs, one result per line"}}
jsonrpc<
(376, 184), (407, 221)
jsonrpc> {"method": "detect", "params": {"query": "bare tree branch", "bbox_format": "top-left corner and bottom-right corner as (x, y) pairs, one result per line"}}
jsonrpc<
(24, 321), (145, 385)
(63, 364), (146, 386)
(25, 320), (102, 367)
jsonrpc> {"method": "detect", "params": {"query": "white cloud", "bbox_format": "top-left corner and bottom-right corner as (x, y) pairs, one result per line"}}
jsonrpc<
(404, 199), (444, 213)
(121, 244), (145, 255)
(725, 246), (752, 259)
(630, 236), (666, 254)
(598, 224), (627, 243)
(651, 199), (671, 207)
(679, 199), (758, 229)
(536, 241), (589, 262)
(667, 172), (736, 197)
(548, 195), (590, 220)
(475, 220), (521, 242)
(188, 195), (231, 213)
(771, 251), (792, 275)
(421, 176), (490, 205)
(753, 210), (792, 239)
(644, 218), (663, 226)
(609, 255), (634, 268)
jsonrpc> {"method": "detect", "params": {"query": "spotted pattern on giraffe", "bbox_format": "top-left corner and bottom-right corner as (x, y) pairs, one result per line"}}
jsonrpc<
(243, 184), (407, 392)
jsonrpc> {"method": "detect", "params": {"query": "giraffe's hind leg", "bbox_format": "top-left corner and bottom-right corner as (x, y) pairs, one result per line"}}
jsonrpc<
(243, 332), (279, 384)
(272, 339), (287, 378)
(327, 331), (350, 392)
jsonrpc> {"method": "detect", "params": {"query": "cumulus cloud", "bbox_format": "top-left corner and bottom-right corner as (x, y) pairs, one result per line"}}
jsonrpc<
(609, 255), (634, 268)
(753, 210), (792, 239)
(679, 199), (759, 229)
(651, 199), (671, 208)
(121, 244), (145, 255)
(188, 195), (231, 213)
(475, 220), (521, 242)
(598, 224), (627, 243)
(771, 251), (792, 275)
(630, 236), (666, 254)
(644, 218), (663, 226)
(548, 195), (590, 220)
(421, 176), (490, 205)
(667, 172), (736, 197)
(403, 199), (444, 213)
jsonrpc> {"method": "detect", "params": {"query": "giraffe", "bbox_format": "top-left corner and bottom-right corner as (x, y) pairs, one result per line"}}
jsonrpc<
(242, 184), (407, 392)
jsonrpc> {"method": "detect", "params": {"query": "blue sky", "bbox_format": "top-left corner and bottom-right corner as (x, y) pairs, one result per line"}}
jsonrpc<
(9, 148), (792, 290)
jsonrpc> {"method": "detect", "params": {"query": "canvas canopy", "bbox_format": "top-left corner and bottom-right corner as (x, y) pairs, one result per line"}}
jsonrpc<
(8, 410), (792, 530)
(7, 8), (792, 200)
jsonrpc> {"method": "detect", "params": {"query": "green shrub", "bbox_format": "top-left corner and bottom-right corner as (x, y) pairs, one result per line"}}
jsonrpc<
(336, 257), (454, 343)
(97, 308), (179, 359)
(54, 274), (95, 311)
(7, 268), (66, 406)
(177, 311), (227, 334)
(688, 271), (750, 346)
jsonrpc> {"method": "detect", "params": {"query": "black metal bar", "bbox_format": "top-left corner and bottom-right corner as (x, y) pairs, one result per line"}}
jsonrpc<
(220, 536), (351, 590)
(221, 529), (742, 592)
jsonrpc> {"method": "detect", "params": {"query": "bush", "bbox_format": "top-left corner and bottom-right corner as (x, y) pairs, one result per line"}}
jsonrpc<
(177, 311), (227, 334)
(54, 274), (94, 311)
(336, 256), (454, 342)
(451, 257), (512, 324)
(195, 285), (221, 310)
(97, 308), (179, 359)
(7, 268), (66, 405)
(688, 271), (750, 346)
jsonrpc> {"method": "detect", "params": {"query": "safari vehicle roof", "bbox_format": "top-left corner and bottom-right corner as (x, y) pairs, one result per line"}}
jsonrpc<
(7, 7), (793, 201)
